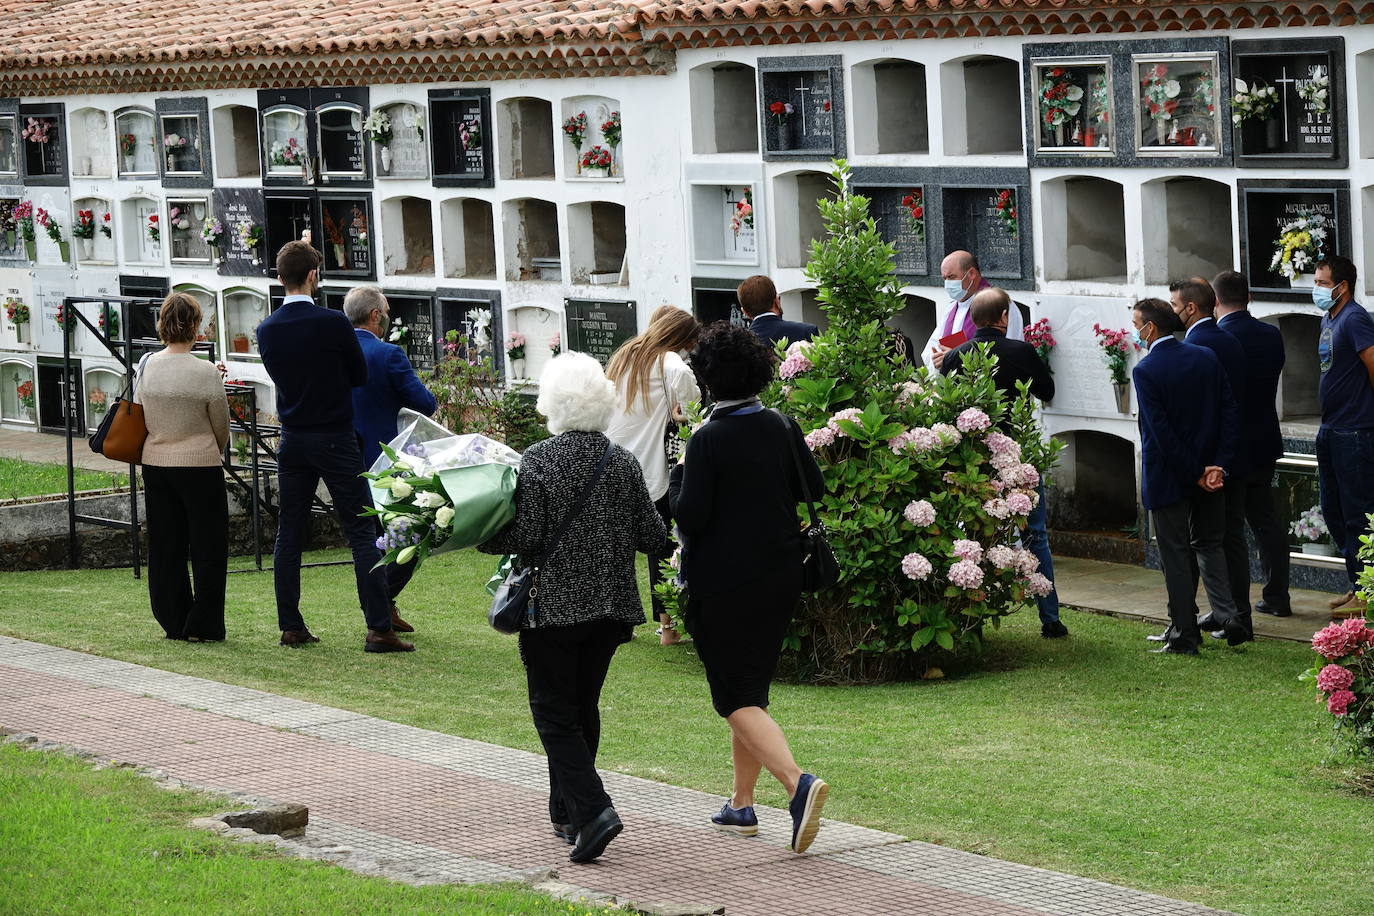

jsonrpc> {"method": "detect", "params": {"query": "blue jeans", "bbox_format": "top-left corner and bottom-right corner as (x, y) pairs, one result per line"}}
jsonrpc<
(274, 427), (391, 633)
(1316, 426), (1374, 588)
(1022, 483), (1061, 626)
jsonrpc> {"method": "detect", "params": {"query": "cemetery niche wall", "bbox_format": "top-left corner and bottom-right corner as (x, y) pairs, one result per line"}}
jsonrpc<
(1232, 37), (1346, 169)
(759, 56), (847, 161)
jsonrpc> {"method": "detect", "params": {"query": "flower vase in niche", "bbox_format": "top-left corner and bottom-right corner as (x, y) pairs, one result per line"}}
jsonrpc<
(506, 332), (526, 379)
(563, 112), (588, 175)
(232, 333), (250, 354)
(768, 101), (794, 150)
(364, 110), (393, 175)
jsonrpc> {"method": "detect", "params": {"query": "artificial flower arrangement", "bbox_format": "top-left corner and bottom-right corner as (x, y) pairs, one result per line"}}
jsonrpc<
(767, 100), (794, 126)
(1091, 323), (1140, 385)
(323, 207), (346, 247)
(548, 331), (561, 356)
(1290, 505), (1330, 545)
(98, 304), (120, 339)
(201, 217), (223, 249)
(579, 145), (613, 172)
(15, 375), (34, 412)
(269, 136), (304, 167)
(72, 209), (96, 240)
(459, 118), (482, 152)
(236, 220), (261, 252)
(35, 207), (63, 245)
(88, 388), (109, 417)
(1231, 79), (1278, 124)
(5, 298), (30, 326)
(99, 211), (112, 238)
(730, 187), (754, 237)
(1296, 70), (1331, 115)
(901, 188), (925, 241)
(0, 202), (14, 246)
(12, 201), (35, 246)
(388, 316), (411, 347)
(167, 206), (191, 233)
(1140, 64), (1182, 125)
(601, 111), (621, 149)
(119, 132), (137, 157)
(1024, 318), (1056, 369)
(1087, 75), (1110, 145)
(1271, 210), (1329, 282)
(505, 331), (526, 361)
(146, 213), (160, 243)
(54, 302), (76, 334)
(362, 110), (392, 146)
(562, 112), (588, 151)
(20, 117), (51, 145)
(993, 189), (1017, 237)
(164, 132), (188, 150)
(1038, 67), (1083, 134)
(1193, 74), (1216, 117)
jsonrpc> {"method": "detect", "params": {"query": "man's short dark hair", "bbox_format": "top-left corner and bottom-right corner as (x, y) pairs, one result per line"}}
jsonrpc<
(1212, 271), (1250, 309)
(276, 240), (322, 290)
(736, 275), (776, 319)
(969, 288), (1011, 328)
(692, 321), (776, 400)
(1168, 277), (1216, 316)
(1317, 255), (1358, 293)
(1133, 297), (1181, 336)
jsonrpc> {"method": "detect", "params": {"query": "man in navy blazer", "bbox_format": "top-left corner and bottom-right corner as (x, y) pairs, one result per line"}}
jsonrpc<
(1131, 298), (1244, 654)
(1214, 270), (1290, 618)
(346, 287), (438, 632)
(1169, 278), (1253, 641)
(737, 275), (818, 351)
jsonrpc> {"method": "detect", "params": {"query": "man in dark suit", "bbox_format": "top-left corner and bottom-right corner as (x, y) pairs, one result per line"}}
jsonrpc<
(345, 286), (439, 635)
(941, 289), (1064, 638)
(1168, 277), (1253, 642)
(1213, 270), (1290, 619)
(736, 275), (818, 350)
(1131, 298), (1244, 654)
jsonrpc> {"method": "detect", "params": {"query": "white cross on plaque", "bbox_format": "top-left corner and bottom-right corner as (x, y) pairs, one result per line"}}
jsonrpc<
(794, 77), (811, 136)
(1273, 65), (1298, 142)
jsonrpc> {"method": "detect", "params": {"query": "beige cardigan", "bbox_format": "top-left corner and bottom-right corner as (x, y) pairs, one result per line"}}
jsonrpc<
(135, 351), (230, 467)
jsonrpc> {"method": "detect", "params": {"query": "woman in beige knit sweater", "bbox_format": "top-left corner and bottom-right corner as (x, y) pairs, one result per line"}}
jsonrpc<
(135, 292), (231, 641)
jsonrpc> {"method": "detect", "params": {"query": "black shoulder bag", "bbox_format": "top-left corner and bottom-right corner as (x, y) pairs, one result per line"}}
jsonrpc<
(489, 440), (615, 634)
(771, 410), (840, 592)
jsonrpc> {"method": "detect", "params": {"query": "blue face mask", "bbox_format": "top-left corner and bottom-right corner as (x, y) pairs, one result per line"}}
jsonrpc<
(1132, 324), (1151, 349)
(944, 276), (970, 303)
(1312, 283), (1338, 312)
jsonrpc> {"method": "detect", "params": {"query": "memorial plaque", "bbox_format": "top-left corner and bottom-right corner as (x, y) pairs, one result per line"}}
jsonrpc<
(155, 99), (212, 188)
(722, 186), (756, 261)
(166, 198), (213, 263)
(436, 289), (503, 375)
(758, 56), (847, 161)
(388, 294), (436, 372)
(19, 103), (66, 184)
(317, 105), (365, 178)
(430, 89), (492, 187)
(1238, 180), (1349, 297)
(214, 188), (267, 277)
(1233, 38), (1345, 166)
(0, 114), (16, 175)
(117, 274), (169, 342)
(859, 186), (929, 277)
(320, 194), (373, 279)
(1031, 61), (1111, 153)
(73, 109), (112, 177)
(160, 115), (203, 175)
(941, 187), (1025, 279)
(263, 191), (315, 270)
(378, 103), (427, 180)
(566, 298), (636, 366)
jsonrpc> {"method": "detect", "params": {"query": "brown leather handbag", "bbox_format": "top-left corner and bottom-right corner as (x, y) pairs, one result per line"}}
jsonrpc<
(96, 398), (148, 465)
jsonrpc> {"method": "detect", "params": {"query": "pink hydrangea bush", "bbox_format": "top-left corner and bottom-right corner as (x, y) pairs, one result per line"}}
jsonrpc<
(1303, 612), (1374, 759)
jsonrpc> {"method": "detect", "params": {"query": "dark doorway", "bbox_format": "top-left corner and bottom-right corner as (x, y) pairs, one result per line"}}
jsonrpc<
(37, 358), (83, 434)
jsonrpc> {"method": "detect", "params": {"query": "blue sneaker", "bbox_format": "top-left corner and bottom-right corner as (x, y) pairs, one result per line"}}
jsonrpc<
(789, 773), (829, 853)
(710, 801), (759, 837)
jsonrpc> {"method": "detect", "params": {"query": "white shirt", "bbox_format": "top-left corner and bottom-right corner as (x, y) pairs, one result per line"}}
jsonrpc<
(1183, 316), (1212, 339)
(920, 297), (1025, 371)
(606, 351), (701, 501)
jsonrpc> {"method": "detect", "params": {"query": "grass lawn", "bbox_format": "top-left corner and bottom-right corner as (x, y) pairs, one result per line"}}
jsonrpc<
(1, 548), (1371, 916)
(0, 743), (618, 915)
(0, 456), (128, 501)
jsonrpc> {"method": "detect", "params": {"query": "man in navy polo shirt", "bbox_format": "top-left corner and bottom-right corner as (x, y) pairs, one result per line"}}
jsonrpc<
(1313, 256), (1374, 618)
(257, 240), (413, 653)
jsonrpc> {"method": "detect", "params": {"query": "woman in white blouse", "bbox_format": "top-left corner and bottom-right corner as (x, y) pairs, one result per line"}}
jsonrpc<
(606, 305), (702, 645)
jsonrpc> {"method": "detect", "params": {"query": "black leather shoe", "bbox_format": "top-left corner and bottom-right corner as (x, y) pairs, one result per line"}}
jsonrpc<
(1221, 618), (1250, 646)
(1145, 628), (1171, 642)
(569, 807), (623, 863)
(1196, 613), (1220, 630)
(553, 823), (576, 846)
(1041, 620), (1069, 639)
(1150, 644), (1199, 655)
(1256, 600), (1292, 618)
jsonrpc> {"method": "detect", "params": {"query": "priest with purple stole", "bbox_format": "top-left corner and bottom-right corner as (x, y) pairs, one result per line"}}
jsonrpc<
(922, 250), (1024, 371)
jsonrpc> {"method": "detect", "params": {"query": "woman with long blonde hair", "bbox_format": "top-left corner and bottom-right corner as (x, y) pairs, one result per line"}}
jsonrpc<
(606, 305), (702, 645)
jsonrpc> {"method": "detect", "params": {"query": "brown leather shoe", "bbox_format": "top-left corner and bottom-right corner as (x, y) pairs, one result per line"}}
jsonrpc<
(1328, 590), (1356, 610)
(1331, 594), (1367, 620)
(389, 603), (415, 633)
(279, 629), (320, 647)
(365, 629), (415, 653)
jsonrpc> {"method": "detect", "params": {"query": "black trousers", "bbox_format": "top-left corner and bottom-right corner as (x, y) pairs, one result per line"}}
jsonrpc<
(1153, 487), (1237, 651)
(1240, 463), (1290, 610)
(645, 494), (673, 620)
(1221, 477), (1254, 634)
(519, 619), (631, 831)
(273, 428), (390, 633)
(143, 465), (228, 641)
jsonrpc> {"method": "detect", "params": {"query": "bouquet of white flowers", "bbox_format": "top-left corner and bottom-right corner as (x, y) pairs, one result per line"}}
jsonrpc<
(364, 409), (520, 570)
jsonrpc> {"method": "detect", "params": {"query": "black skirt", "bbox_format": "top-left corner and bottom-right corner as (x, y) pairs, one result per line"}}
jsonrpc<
(687, 581), (801, 718)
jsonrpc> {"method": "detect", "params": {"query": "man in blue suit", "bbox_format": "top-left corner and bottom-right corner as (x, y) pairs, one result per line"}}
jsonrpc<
(1169, 277), (1253, 642)
(736, 275), (818, 350)
(1131, 298), (1244, 654)
(345, 286), (438, 633)
(1214, 270), (1290, 619)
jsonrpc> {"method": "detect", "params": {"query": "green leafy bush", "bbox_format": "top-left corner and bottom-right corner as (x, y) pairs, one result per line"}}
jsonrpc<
(427, 330), (549, 453)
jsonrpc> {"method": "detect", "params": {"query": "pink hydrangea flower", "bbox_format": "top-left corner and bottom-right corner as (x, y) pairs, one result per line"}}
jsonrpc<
(1328, 688), (1356, 716)
(1006, 492), (1033, 516)
(986, 545), (1016, 569)
(931, 423), (962, 447)
(901, 552), (933, 581)
(982, 498), (1010, 520)
(956, 407), (991, 433)
(1012, 547), (1040, 576)
(948, 559), (985, 589)
(1312, 618), (1373, 660)
(952, 539), (984, 564)
(895, 380), (923, 405)
(779, 352), (813, 380)
(991, 451), (1020, 472)
(828, 407), (863, 437)
(805, 426), (837, 450)
(1015, 463), (1041, 488)
(986, 431), (1020, 458)
(904, 500), (936, 526)
(1023, 572), (1054, 598)
(1317, 663), (1355, 694)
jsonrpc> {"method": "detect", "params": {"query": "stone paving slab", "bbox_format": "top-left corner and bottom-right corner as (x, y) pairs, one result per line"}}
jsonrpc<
(0, 637), (1237, 916)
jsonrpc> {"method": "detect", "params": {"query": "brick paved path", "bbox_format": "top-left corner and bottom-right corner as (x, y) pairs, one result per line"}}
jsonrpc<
(0, 635), (1234, 916)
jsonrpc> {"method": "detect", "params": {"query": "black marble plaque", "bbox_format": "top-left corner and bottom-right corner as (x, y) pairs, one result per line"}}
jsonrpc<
(858, 185), (929, 277)
(565, 299), (636, 366)
(214, 188), (267, 277)
(116, 276), (169, 342)
(758, 56), (846, 160)
(319, 286), (348, 313)
(942, 187), (1025, 279)
(317, 106), (366, 177)
(387, 294), (437, 371)
(19, 103), (66, 186)
(155, 99), (212, 189)
(258, 89), (311, 187)
(691, 279), (748, 328)
(263, 191), (315, 273)
(320, 194), (374, 279)
(1238, 179), (1350, 301)
(1233, 38), (1346, 168)
(436, 287), (503, 378)
(430, 89), (492, 187)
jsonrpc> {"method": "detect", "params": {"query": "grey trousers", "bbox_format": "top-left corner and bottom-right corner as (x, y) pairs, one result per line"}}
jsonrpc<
(1152, 487), (1238, 651)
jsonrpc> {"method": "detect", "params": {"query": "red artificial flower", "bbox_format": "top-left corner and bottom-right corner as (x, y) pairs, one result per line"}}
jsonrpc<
(998, 190), (1011, 202)
(148, 215), (158, 223)
(823, 100), (831, 112)
(1049, 67), (1066, 77)
(768, 101), (787, 116)
(913, 207), (923, 218)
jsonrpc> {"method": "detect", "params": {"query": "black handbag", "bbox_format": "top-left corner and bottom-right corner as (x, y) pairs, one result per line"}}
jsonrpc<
(489, 440), (615, 634)
(772, 410), (840, 593)
(662, 362), (686, 462)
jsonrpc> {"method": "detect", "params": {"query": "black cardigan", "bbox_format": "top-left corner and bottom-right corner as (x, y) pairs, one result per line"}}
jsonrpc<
(668, 408), (824, 598)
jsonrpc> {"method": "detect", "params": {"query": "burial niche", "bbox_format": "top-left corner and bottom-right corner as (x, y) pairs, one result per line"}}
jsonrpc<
(498, 98), (555, 180)
(115, 108), (157, 177)
(212, 105), (261, 179)
(72, 196), (115, 265)
(1040, 176), (1127, 283)
(69, 107), (112, 178)
(223, 288), (269, 359)
(439, 197), (497, 280)
(380, 196), (434, 276)
(0, 114), (15, 176)
(1142, 177), (1233, 284)
(774, 171), (833, 269)
(502, 198), (561, 282)
(120, 195), (163, 265)
(1046, 430), (1139, 533)
(690, 62), (760, 154)
(568, 202), (627, 285)
(852, 60), (929, 155)
(942, 56), (1022, 156)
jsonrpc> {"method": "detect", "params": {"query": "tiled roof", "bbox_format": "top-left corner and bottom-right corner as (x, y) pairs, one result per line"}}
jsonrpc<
(0, 0), (1369, 95)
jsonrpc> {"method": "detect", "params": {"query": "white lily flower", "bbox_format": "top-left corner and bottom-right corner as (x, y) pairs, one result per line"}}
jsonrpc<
(391, 480), (413, 499)
(435, 506), (455, 528)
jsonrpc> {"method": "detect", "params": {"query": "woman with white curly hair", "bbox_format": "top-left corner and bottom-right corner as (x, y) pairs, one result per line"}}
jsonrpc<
(479, 351), (669, 864)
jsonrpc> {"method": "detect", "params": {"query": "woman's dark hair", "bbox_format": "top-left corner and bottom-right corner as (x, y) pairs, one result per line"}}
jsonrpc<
(692, 321), (775, 401)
